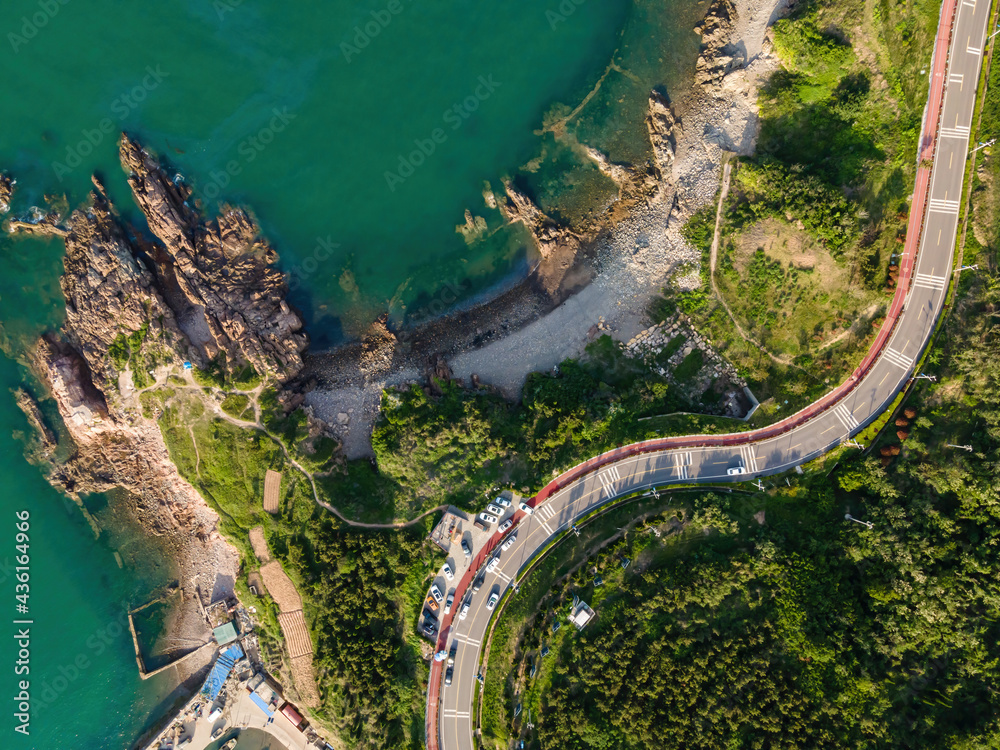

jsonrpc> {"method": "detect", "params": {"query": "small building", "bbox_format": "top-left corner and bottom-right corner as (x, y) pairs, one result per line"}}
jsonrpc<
(201, 643), (244, 700)
(279, 701), (304, 729)
(570, 600), (595, 631)
(246, 672), (282, 718)
(213, 621), (238, 645)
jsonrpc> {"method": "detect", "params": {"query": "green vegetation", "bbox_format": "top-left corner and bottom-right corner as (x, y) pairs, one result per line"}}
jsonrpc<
(220, 393), (252, 420)
(669, 0), (940, 420)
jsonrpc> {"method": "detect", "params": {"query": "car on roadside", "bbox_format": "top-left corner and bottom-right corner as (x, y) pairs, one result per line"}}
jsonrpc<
(519, 501), (534, 514)
(443, 563), (454, 580)
(486, 556), (500, 573)
(727, 465), (746, 476)
(498, 518), (513, 533)
(472, 575), (484, 593)
(486, 503), (503, 516)
(461, 539), (472, 558)
(448, 641), (458, 664)
(459, 601), (471, 620)
(444, 591), (454, 614)
(501, 532), (517, 551)
(487, 592), (499, 611)
(445, 665), (454, 686)
(479, 512), (498, 525)
(495, 496), (511, 508)
(430, 584), (444, 603)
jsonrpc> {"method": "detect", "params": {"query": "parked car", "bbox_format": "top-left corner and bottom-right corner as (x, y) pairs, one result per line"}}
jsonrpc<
(486, 503), (503, 516)
(430, 584), (444, 603)
(459, 601), (471, 620)
(501, 532), (517, 551)
(487, 592), (499, 611)
(448, 641), (458, 664)
(727, 465), (746, 475)
(422, 621), (437, 637)
(444, 591), (454, 614)
(479, 512), (498, 525)
(423, 608), (438, 622)
(425, 593), (440, 612)
(443, 562), (455, 580)
(486, 556), (500, 573)
(495, 496), (511, 508)
(445, 665), (454, 686)
(461, 539), (472, 558)
(472, 575), (484, 593)
(498, 518), (513, 533)
(519, 501), (534, 514)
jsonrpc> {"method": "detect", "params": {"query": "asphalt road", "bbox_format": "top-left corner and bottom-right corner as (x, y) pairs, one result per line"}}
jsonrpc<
(433, 1), (990, 747)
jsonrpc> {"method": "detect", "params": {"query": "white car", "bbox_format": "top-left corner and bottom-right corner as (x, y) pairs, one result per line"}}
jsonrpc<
(430, 584), (444, 603)
(495, 496), (511, 508)
(459, 601), (471, 620)
(486, 503), (503, 516)
(519, 502), (534, 515)
(727, 466), (746, 476)
(501, 532), (517, 551)
(486, 556), (500, 573)
(479, 512), (498, 524)
(487, 592), (499, 611)
(442, 563), (454, 580)
(444, 591), (454, 614)
(498, 518), (513, 533)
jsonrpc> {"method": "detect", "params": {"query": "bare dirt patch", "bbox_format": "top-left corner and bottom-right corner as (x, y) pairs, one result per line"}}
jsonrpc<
(289, 655), (320, 707)
(249, 526), (271, 562)
(278, 610), (313, 658)
(263, 469), (282, 514)
(259, 560), (303, 612)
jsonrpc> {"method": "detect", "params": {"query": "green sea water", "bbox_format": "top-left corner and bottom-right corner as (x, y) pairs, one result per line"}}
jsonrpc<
(0, 1), (705, 747)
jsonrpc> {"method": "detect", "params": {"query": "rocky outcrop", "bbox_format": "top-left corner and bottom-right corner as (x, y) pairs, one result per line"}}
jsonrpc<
(119, 135), (306, 381)
(646, 90), (679, 180)
(0, 174), (12, 214)
(695, 0), (740, 86)
(4, 205), (69, 237)
(13, 387), (56, 455)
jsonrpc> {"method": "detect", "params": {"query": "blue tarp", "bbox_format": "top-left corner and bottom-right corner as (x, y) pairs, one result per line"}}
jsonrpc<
(201, 643), (244, 700)
(249, 691), (275, 717)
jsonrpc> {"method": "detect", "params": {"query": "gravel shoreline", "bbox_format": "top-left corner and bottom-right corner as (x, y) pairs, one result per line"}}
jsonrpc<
(305, 0), (790, 458)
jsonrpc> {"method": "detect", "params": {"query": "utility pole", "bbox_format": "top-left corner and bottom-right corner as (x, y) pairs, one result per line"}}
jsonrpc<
(753, 479), (765, 492)
(845, 513), (874, 530)
(970, 138), (996, 154)
(913, 373), (937, 381)
(945, 443), (973, 452)
(957, 264), (979, 272)
(846, 439), (865, 449)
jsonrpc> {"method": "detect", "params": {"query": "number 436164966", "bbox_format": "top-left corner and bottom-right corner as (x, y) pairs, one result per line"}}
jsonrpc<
(15, 510), (29, 611)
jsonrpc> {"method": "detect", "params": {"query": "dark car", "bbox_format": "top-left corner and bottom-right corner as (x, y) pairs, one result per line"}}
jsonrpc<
(445, 665), (454, 686)
(473, 575), (484, 593)
(448, 641), (458, 665)
(422, 621), (437, 637)
(423, 608), (438, 622)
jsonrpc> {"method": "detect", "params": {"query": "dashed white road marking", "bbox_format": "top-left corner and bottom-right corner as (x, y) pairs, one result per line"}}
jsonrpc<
(914, 272), (947, 290)
(673, 451), (692, 480)
(597, 466), (621, 498)
(882, 347), (914, 370)
(738, 445), (759, 473)
(939, 125), (969, 138)
(538, 519), (553, 536)
(538, 504), (556, 521)
(928, 198), (960, 214)
(833, 402), (859, 431)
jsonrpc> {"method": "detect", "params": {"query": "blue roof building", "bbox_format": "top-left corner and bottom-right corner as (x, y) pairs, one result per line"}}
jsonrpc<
(201, 643), (244, 700)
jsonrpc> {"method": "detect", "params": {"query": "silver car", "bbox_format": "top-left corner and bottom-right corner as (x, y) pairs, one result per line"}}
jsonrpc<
(479, 512), (498, 524)
(495, 496), (511, 508)
(486, 503), (503, 516)
(459, 601), (471, 620)
(430, 584), (444, 603)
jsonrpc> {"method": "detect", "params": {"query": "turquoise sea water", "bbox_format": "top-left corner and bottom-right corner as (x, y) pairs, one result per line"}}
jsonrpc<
(0, 1), (705, 747)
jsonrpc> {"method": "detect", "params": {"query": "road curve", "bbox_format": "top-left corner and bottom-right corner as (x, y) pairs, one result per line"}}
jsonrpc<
(429, 1), (989, 747)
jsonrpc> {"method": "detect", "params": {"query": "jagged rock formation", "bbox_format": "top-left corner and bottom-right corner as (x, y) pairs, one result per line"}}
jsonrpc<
(646, 90), (679, 180)
(119, 135), (307, 380)
(0, 174), (12, 214)
(13, 387), (56, 455)
(695, 0), (740, 86)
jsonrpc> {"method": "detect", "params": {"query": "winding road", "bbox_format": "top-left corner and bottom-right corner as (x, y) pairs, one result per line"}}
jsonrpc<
(428, 0), (991, 747)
